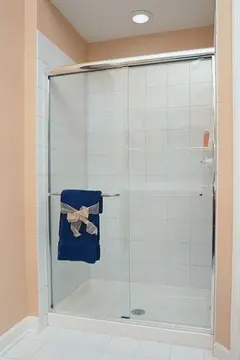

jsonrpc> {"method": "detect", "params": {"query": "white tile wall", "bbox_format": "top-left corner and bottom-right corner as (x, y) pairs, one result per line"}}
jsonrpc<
(168, 107), (190, 130)
(190, 59), (213, 83)
(190, 266), (212, 289)
(167, 62), (190, 86)
(146, 86), (167, 108)
(168, 85), (190, 107)
(146, 109), (168, 131)
(190, 83), (213, 107)
(146, 64), (168, 87)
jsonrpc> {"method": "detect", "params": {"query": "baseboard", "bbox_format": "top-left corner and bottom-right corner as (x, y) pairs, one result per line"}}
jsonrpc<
(214, 342), (231, 360)
(48, 313), (213, 349)
(26, 316), (40, 332)
(0, 316), (39, 356)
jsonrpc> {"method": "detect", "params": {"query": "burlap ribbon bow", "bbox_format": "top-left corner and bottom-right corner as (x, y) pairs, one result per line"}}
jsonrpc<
(61, 202), (100, 238)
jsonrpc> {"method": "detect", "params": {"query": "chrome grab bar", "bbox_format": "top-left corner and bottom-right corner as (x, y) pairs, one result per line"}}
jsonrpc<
(49, 192), (120, 198)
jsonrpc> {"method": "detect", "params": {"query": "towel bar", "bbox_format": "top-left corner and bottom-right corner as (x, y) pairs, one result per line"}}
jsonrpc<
(49, 192), (120, 198)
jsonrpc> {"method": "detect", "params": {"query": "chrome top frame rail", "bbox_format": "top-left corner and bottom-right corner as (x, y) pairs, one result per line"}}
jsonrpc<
(49, 192), (120, 198)
(48, 47), (215, 77)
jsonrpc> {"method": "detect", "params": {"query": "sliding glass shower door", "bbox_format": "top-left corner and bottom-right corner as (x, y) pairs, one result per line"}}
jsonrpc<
(49, 57), (214, 329)
(128, 60), (214, 328)
(49, 69), (131, 319)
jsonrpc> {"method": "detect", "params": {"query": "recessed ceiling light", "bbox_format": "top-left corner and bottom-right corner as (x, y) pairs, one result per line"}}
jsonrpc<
(132, 10), (152, 24)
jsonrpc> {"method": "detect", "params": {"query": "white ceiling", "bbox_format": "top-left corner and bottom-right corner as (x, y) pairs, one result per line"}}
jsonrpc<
(52, 0), (215, 43)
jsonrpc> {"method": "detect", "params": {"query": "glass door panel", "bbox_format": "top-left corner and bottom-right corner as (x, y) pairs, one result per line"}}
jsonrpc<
(49, 68), (130, 320)
(128, 59), (214, 328)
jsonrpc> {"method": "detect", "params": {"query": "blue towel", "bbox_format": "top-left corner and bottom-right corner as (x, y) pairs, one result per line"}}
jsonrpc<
(58, 189), (103, 264)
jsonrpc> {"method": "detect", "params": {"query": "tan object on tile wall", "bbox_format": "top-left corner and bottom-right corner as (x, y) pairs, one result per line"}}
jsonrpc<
(203, 131), (210, 148)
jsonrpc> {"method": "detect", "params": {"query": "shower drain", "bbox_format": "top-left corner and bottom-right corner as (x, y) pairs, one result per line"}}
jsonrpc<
(131, 308), (146, 316)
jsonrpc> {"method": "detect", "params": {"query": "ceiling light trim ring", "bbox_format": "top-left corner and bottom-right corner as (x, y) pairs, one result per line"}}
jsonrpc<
(131, 10), (153, 24)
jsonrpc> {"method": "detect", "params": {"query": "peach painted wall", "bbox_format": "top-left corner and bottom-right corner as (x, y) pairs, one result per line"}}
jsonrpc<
(0, 0), (38, 335)
(37, 0), (87, 63)
(215, 0), (233, 350)
(88, 25), (214, 61)
(24, 0), (39, 318)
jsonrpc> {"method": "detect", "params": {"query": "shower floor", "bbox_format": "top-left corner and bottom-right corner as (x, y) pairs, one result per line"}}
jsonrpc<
(55, 279), (211, 329)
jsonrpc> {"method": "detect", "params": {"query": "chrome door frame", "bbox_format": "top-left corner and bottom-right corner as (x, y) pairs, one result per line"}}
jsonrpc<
(47, 48), (216, 334)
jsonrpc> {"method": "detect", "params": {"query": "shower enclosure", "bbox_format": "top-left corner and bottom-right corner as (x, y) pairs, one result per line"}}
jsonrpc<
(48, 49), (215, 332)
